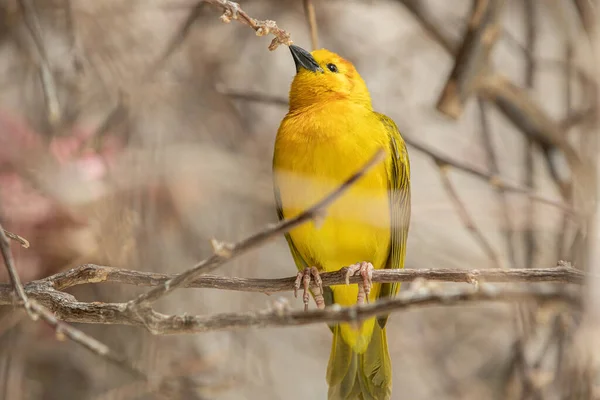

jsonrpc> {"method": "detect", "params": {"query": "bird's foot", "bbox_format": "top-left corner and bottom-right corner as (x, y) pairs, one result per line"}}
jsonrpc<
(345, 261), (374, 305)
(294, 266), (325, 311)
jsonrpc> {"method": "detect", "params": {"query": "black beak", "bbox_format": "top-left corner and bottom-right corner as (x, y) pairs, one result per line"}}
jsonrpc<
(289, 45), (323, 73)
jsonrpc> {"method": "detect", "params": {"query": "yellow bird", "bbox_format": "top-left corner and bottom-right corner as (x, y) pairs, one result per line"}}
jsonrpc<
(272, 45), (411, 400)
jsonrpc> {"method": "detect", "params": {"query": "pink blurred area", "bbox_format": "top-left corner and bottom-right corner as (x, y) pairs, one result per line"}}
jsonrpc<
(0, 109), (122, 282)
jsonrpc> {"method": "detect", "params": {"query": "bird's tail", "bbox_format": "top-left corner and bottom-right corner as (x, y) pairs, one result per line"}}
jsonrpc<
(326, 320), (392, 400)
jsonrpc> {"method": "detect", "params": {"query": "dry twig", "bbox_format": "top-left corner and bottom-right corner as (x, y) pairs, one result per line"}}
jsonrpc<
(2, 230), (29, 248)
(436, 0), (506, 118)
(523, 0), (537, 272)
(0, 263), (582, 297)
(0, 273), (582, 334)
(204, 0), (292, 50)
(17, 0), (61, 129)
(303, 0), (319, 50)
(0, 224), (145, 379)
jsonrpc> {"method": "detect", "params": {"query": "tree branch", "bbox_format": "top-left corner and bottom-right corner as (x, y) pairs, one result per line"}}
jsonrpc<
(436, 0), (506, 119)
(0, 263), (580, 298)
(18, 0), (62, 130)
(2, 229), (29, 248)
(0, 224), (146, 380)
(0, 278), (581, 335)
(204, 0), (292, 50)
(303, 0), (319, 50)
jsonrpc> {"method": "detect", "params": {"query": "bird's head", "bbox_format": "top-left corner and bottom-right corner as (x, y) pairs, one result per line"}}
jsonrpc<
(287, 45), (372, 111)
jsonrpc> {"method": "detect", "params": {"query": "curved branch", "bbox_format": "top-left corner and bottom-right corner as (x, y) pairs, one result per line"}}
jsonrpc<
(204, 0), (292, 50)
(0, 282), (581, 335)
(3, 264), (581, 297)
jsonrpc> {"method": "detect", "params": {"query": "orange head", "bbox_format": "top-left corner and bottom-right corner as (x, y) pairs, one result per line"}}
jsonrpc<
(287, 45), (372, 111)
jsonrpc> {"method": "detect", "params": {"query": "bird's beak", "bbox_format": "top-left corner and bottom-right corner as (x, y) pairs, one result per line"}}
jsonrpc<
(289, 45), (323, 73)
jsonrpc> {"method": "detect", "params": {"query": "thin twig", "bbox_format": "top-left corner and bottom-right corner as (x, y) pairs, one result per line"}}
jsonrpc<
(0, 223), (146, 380)
(523, 0), (537, 275)
(437, 164), (503, 268)
(203, 0), (292, 50)
(436, 0), (506, 119)
(0, 227), (31, 314)
(150, 0), (292, 79)
(573, 0), (595, 38)
(18, 0), (62, 129)
(64, 0), (83, 73)
(127, 149), (385, 308)
(302, 0), (319, 50)
(511, 4), (541, 397)
(556, 41), (575, 260)
(0, 282), (581, 334)
(5, 264), (582, 296)
(1, 230), (29, 248)
(219, 89), (289, 106)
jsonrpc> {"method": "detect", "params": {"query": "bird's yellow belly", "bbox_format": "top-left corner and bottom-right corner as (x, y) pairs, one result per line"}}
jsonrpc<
(275, 139), (391, 302)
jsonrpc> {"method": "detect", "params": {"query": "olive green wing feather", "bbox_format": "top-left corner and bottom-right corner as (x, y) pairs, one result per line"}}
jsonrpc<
(374, 112), (411, 329)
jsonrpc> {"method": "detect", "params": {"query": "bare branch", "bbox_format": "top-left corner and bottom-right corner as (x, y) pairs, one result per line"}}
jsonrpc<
(556, 38), (575, 260)
(219, 89), (289, 106)
(0, 259), (584, 336)
(2, 229), (29, 248)
(0, 225), (31, 313)
(0, 223), (145, 380)
(203, 0), (292, 50)
(5, 263), (581, 296)
(573, 0), (595, 38)
(0, 281), (580, 335)
(523, 0), (538, 271)
(18, 0), (62, 129)
(303, 0), (319, 50)
(436, 0), (506, 119)
(126, 149), (386, 308)
(148, 0), (293, 82)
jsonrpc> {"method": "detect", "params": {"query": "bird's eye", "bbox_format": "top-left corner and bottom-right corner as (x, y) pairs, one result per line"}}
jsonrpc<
(327, 63), (338, 73)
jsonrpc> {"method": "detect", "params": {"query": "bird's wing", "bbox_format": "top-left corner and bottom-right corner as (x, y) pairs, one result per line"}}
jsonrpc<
(273, 179), (335, 309)
(374, 112), (411, 329)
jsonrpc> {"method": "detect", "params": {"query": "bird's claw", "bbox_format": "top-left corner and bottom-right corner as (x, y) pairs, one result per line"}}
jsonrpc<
(345, 261), (374, 305)
(294, 266), (325, 311)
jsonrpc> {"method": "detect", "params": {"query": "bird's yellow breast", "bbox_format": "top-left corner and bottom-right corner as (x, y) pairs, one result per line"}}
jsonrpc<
(274, 102), (391, 285)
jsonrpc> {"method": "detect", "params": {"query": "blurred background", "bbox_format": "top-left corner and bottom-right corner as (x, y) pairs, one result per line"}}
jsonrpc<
(0, 0), (597, 399)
